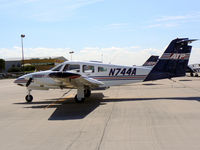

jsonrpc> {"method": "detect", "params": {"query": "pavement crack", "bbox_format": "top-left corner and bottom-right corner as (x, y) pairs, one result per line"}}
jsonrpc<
(176, 80), (200, 93)
(96, 102), (115, 150)
(66, 131), (83, 150)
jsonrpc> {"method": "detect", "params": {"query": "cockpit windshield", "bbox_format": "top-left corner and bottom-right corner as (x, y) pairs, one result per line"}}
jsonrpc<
(51, 64), (63, 71)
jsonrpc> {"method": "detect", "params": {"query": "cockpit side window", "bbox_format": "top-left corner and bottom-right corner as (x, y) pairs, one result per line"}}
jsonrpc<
(83, 65), (95, 73)
(63, 64), (80, 72)
(98, 66), (107, 72)
(51, 64), (63, 71)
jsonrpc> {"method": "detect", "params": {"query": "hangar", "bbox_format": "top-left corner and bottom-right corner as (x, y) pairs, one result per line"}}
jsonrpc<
(4, 56), (67, 72)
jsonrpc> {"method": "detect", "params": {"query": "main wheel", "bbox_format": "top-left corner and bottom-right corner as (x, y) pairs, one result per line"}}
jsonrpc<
(85, 89), (91, 97)
(190, 72), (194, 77)
(25, 95), (33, 103)
(74, 95), (85, 103)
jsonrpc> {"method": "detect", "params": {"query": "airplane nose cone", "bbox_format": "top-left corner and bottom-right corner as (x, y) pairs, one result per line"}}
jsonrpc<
(14, 77), (27, 86)
(14, 78), (19, 84)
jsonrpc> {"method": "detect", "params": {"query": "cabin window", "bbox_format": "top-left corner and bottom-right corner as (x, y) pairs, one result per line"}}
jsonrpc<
(63, 64), (80, 72)
(98, 66), (107, 72)
(51, 64), (63, 71)
(83, 65), (95, 73)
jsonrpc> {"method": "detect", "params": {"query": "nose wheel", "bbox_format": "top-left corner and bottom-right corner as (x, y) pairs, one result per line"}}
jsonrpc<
(25, 89), (33, 103)
(25, 95), (33, 103)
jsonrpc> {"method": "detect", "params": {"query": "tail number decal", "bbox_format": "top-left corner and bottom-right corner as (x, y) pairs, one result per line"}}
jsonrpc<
(109, 68), (136, 76)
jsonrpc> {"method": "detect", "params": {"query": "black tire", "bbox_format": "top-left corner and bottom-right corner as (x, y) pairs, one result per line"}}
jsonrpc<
(74, 95), (85, 103)
(25, 95), (33, 103)
(85, 89), (91, 97)
(195, 73), (199, 77)
(190, 72), (194, 77)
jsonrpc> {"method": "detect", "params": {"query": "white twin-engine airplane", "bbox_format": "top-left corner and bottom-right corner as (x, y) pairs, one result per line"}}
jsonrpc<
(14, 38), (196, 103)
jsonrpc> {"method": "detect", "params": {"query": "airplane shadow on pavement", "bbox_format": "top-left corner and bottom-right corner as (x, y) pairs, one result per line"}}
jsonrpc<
(102, 96), (200, 103)
(48, 93), (105, 120)
(14, 93), (105, 120)
(14, 93), (200, 120)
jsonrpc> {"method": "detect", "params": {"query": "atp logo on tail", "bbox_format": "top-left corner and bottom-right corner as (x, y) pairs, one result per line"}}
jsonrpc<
(160, 53), (190, 60)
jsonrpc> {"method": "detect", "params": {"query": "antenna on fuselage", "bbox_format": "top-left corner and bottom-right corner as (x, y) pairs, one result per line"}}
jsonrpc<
(101, 53), (103, 63)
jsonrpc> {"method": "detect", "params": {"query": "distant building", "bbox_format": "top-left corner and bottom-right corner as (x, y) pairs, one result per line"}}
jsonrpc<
(5, 56), (67, 72)
(5, 60), (21, 72)
(24, 56), (67, 71)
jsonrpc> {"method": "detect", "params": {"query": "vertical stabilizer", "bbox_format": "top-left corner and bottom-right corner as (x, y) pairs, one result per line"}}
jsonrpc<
(144, 38), (197, 81)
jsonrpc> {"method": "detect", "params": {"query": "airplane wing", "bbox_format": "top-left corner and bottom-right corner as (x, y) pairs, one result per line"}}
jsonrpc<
(49, 72), (104, 88)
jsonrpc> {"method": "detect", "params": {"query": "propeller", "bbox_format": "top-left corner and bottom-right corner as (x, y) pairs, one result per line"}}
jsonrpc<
(26, 78), (33, 87)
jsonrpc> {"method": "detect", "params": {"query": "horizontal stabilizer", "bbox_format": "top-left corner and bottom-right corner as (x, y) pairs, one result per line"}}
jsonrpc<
(176, 39), (198, 44)
(143, 55), (159, 66)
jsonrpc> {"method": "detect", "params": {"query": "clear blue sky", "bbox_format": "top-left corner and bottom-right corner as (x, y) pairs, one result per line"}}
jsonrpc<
(0, 0), (200, 64)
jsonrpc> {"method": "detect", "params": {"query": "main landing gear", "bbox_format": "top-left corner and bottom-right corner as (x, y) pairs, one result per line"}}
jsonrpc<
(25, 89), (33, 103)
(74, 88), (91, 103)
(85, 89), (91, 97)
(190, 72), (199, 77)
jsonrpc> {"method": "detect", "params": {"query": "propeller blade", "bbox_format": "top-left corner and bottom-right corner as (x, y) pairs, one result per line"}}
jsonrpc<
(26, 78), (33, 87)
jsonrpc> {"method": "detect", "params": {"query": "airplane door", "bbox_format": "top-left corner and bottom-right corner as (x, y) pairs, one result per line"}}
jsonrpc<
(82, 65), (95, 76)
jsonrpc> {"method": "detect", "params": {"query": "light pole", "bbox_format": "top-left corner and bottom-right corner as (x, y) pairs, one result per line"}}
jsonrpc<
(21, 34), (25, 74)
(69, 51), (74, 61)
(101, 53), (103, 63)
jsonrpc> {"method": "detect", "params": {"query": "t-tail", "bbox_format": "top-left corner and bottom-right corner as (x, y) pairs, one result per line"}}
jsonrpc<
(144, 38), (197, 81)
(143, 55), (159, 66)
